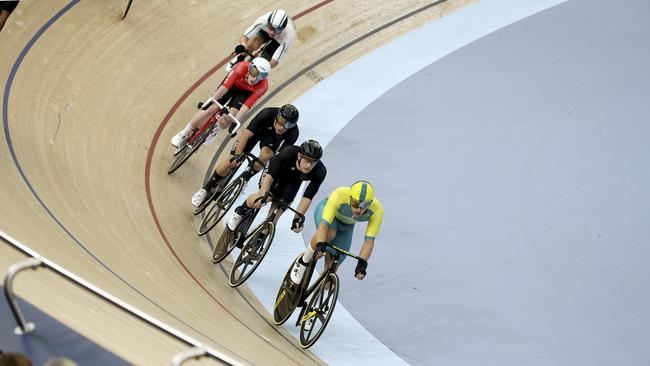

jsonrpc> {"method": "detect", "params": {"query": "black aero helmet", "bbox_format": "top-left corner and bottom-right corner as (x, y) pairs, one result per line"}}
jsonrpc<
(299, 140), (323, 160)
(278, 104), (299, 128)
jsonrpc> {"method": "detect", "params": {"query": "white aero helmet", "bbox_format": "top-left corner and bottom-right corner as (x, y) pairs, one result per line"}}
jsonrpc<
(268, 9), (289, 31)
(249, 57), (271, 82)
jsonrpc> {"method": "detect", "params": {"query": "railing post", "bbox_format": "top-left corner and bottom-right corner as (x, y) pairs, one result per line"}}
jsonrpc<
(170, 346), (208, 366)
(3, 257), (43, 335)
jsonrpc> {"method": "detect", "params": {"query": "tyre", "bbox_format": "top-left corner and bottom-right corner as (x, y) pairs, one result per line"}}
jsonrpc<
(228, 221), (276, 287)
(273, 255), (304, 325)
(197, 178), (245, 236)
(299, 273), (340, 349)
(211, 227), (237, 264)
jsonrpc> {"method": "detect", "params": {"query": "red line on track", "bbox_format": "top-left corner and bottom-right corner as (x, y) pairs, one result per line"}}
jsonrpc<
(144, 2), (334, 363)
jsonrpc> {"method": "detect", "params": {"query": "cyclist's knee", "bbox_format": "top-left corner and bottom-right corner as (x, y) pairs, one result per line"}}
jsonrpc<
(259, 146), (274, 161)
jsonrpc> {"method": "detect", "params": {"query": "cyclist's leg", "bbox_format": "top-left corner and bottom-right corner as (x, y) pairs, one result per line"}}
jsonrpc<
(246, 30), (271, 55)
(260, 39), (281, 67)
(205, 141), (241, 192)
(189, 88), (230, 131)
(238, 141), (267, 182)
(326, 221), (355, 265)
(304, 199), (338, 262)
(218, 89), (249, 129)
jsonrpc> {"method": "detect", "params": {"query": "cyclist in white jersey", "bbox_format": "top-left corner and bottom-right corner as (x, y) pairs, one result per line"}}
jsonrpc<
(227, 9), (296, 70)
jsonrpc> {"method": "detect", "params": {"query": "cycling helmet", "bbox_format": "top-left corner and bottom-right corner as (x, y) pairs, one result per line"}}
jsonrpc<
(249, 57), (271, 82)
(278, 104), (299, 129)
(299, 140), (323, 160)
(268, 9), (289, 31)
(349, 181), (374, 209)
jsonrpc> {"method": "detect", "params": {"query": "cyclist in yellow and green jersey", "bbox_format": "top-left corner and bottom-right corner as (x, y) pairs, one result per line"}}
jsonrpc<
(290, 180), (384, 284)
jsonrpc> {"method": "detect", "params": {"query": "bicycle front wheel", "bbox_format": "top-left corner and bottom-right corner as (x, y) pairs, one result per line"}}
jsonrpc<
(167, 129), (209, 174)
(228, 221), (276, 287)
(197, 178), (244, 236)
(167, 145), (195, 174)
(299, 273), (340, 349)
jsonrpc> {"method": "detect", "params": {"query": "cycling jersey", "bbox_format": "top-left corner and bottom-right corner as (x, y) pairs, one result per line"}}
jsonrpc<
(222, 61), (268, 109)
(321, 186), (384, 240)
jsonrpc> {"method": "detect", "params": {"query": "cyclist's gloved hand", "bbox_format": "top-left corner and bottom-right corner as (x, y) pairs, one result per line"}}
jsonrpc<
(355, 259), (368, 279)
(234, 44), (247, 54)
(291, 217), (304, 232)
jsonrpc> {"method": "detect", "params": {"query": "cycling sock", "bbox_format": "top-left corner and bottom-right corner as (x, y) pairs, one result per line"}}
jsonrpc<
(204, 171), (225, 190)
(181, 123), (194, 136)
(302, 244), (316, 264)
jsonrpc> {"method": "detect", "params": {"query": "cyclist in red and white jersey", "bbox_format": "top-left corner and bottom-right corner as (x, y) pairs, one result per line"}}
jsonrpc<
(171, 58), (270, 147)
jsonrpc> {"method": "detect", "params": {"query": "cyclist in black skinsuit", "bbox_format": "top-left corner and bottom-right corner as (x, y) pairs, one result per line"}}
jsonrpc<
(225, 140), (327, 233)
(191, 105), (300, 207)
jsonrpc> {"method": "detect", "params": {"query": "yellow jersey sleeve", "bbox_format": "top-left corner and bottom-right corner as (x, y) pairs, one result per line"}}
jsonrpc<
(321, 187), (349, 224)
(364, 198), (384, 240)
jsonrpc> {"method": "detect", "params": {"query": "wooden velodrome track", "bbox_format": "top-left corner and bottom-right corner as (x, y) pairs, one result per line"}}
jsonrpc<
(1, 0), (471, 364)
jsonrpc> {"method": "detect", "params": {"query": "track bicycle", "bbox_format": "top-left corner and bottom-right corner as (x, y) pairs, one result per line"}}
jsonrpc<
(227, 194), (304, 287)
(194, 152), (264, 217)
(167, 97), (242, 174)
(193, 152), (264, 217)
(273, 242), (367, 348)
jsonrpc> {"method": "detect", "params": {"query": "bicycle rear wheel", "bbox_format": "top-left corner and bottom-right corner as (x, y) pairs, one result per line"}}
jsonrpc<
(211, 227), (236, 264)
(197, 178), (244, 236)
(299, 273), (340, 349)
(273, 255), (304, 325)
(228, 221), (276, 287)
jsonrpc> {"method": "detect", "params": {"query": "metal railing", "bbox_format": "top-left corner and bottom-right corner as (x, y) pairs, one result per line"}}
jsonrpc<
(1, 228), (244, 366)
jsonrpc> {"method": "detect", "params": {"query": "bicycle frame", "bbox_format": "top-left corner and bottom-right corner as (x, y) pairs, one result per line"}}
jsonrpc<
(238, 192), (304, 243)
(189, 97), (243, 145)
(298, 244), (363, 311)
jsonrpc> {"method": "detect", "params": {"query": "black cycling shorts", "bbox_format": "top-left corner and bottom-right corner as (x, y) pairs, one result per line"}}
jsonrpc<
(218, 87), (252, 110)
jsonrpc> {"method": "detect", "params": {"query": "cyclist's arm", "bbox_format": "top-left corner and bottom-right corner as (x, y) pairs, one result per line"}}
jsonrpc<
(239, 34), (250, 49)
(234, 104), (250, 122)
(234, 129), (254, 155)
(211, 85), (228, 103)
(314, 220), (330, 244)
(294, 196), (312, 220)
(358, 238), (375, 262)
(302, 164), (327, 200)
(359, 201), (383, 261)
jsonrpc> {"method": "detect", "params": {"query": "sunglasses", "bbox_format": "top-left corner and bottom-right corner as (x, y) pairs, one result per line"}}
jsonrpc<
(350, 197), (372, 210)
(300, 156), (319, 166)
(275, 117), (296, 129)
